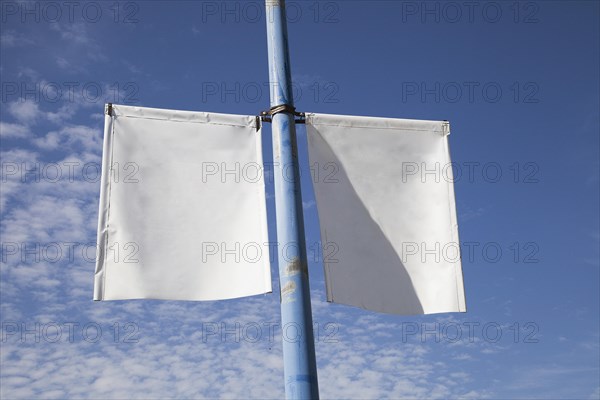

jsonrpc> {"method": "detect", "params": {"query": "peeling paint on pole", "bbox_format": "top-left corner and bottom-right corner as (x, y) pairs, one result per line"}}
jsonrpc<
(285, 257), (308, 277)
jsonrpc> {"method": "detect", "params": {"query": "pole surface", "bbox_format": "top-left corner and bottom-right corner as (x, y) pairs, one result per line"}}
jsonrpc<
(265, 1), (319, 399)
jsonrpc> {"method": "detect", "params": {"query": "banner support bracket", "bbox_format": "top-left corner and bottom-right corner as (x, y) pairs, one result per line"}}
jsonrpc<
(259, 104), (305, 124)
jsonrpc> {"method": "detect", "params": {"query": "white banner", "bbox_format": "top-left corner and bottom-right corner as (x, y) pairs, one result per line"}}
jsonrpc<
(306, 113), (466, 315)
(94, 104), (271, 301)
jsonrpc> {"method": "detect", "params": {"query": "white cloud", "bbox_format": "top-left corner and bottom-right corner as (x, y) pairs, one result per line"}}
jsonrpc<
(1, 194), (90, 244)
(55, 56), (70, 69)
(33, 125), (102, 152)
(0, 148), (39, 211)
(0, 122), (31, 138)
(50, 23), (91, 45)
(0, 31), (34, 47)
(4, 98), (92, 128)
(7, 100), (42, 123)
(44, 23), (106, 67)
(17, 67), (40, 81)
(459, 203), (488, 222)
(0, 290), (486, 400)
(123, 61), (143, 74)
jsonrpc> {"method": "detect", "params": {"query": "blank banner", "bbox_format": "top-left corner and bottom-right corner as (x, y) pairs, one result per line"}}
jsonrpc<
(306, 113), (466, 315)
(94, 104), (271, 301)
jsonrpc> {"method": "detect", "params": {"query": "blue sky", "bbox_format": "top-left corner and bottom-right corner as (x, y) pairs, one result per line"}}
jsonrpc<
(1, 1), (599, 398)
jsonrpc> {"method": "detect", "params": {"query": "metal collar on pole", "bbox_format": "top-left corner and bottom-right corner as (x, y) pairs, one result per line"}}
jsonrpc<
(259, 104), (306, 123)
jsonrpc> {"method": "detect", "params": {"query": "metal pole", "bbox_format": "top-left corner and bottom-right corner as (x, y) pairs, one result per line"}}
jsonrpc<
(265, 1), (319, 399)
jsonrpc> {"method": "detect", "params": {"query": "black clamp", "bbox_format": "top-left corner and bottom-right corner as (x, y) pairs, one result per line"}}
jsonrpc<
(259, 104), (305, 123)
